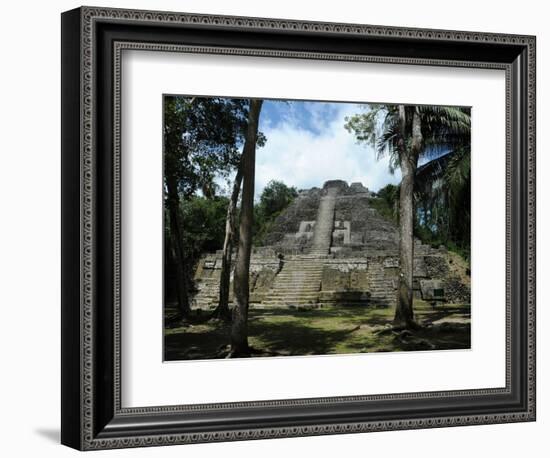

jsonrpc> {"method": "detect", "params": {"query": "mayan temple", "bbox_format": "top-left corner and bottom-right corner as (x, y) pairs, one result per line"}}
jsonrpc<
(192, 180), (470, 309)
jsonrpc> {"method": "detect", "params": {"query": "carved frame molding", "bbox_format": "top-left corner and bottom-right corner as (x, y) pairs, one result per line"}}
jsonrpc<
(61, 6), (536, 450)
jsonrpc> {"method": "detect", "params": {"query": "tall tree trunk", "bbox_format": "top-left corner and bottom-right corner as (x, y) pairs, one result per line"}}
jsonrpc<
(394, 106), (422, 328)
(395, 154), (416, 327)
(230, 99), (263, 355)
(166, 176), (191, 319)
(212, 161), (244, 320)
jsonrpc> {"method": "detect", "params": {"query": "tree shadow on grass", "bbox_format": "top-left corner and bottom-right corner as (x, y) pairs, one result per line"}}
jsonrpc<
(388, 322), (471, 352)
(416, 306), (470, 326)
(164, 322), (232, 360)
(248, 320), (361, 357)
(163, 305), (471, 361)
(164, 319), (358, 360)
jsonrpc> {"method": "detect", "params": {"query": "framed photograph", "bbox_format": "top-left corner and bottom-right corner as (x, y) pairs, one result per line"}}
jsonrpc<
(61, 6), (536, 450)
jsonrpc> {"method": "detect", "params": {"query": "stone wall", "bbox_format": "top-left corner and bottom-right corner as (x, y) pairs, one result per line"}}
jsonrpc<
(192, 252), (281, 308)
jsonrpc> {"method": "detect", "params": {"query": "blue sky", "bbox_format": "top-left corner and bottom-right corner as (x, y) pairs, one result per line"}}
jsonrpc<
(217, 99), (402, 198)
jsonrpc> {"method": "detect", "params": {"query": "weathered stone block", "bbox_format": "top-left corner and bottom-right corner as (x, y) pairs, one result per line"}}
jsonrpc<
(322, 267), (350, 290)
(413, 256), (428, 277)
(420, 279), (446, 301)
(350, 270), (369, 290)
(383, 257), (399, 268)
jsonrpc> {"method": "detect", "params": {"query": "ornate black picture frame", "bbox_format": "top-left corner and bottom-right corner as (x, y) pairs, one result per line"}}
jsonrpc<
(61, 6), (536, 450)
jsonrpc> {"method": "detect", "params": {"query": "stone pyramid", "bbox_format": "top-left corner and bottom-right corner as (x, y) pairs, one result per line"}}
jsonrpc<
(192, 180), (470, 309)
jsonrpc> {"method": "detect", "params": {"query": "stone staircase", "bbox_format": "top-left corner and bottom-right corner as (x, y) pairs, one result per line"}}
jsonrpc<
(309, 188), (337, 257)
(366, 258), (396, 306)
(260, 186), (337, 307)
(192, 276), (221, 309)
(261, 256), (323, 307)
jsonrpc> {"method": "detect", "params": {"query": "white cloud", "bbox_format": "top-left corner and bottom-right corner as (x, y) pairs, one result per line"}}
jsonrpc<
(255, 103), (401, 198)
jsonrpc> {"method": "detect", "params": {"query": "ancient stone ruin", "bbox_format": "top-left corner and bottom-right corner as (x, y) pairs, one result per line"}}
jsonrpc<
(192, 180), (470, 309)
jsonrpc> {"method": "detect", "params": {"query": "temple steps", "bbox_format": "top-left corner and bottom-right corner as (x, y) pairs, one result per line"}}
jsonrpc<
(261, 257), (324, 307)
(268, 291), (321, 297)
(276, 266), (323, 272)
(271, 285), (321, 290)
(190, 254), (399, 309)
(264, 297), (320, 301)
(309, 188), (337, 256)
(261, 298), (321, 306)
(363, 259), (396, 306)
(274, 275), (321, 279)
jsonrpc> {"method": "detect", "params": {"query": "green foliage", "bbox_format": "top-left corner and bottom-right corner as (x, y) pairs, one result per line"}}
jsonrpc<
(164, 96), (266, 198)
(369, 186), (400, 224)
(254, 180), (298, 244)
(414, 149), (471, 261)
(259, 180), (298, 219)
(165, 96), (242, 197)
(375, 184), (399, 220)
(178, 195), (230, 262)
(419, 106), (471, 153)
(344, 105), (383, 146)
(445, 147), (471, 206)
(443, 240), (470, 262)
(344, 105), (401, 172)
(345, 104), (471, 172)
(166, 180), (299, 269)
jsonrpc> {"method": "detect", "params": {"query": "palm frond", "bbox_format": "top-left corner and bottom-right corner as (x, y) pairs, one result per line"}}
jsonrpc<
(444, 147), (471, 206)
(419, 106), (471, 151)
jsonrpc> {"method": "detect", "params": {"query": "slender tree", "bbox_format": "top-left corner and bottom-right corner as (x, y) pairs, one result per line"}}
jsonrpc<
(213, 158), (244, 321)
(230, 99), (263, 356)
(345, 104), (470, 328)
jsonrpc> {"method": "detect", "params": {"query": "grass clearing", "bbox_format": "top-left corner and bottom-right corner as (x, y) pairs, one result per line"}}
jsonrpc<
(164, 300), (470, 361)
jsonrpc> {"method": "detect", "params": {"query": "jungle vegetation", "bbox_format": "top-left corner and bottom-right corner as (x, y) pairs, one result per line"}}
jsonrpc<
(164, 95), (470, 356)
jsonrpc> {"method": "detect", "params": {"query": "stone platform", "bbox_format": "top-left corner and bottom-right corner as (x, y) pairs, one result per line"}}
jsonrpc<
(191, 180), (470, 309)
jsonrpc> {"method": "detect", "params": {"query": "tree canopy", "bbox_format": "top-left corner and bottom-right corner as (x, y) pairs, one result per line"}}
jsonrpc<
(345, 104), (470, 172)
(254, 180), (298, 244)
(164, 96), (266, 198)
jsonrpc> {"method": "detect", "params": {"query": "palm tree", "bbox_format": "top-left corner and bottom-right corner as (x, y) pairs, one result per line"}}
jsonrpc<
(345, 104), (470, 328)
